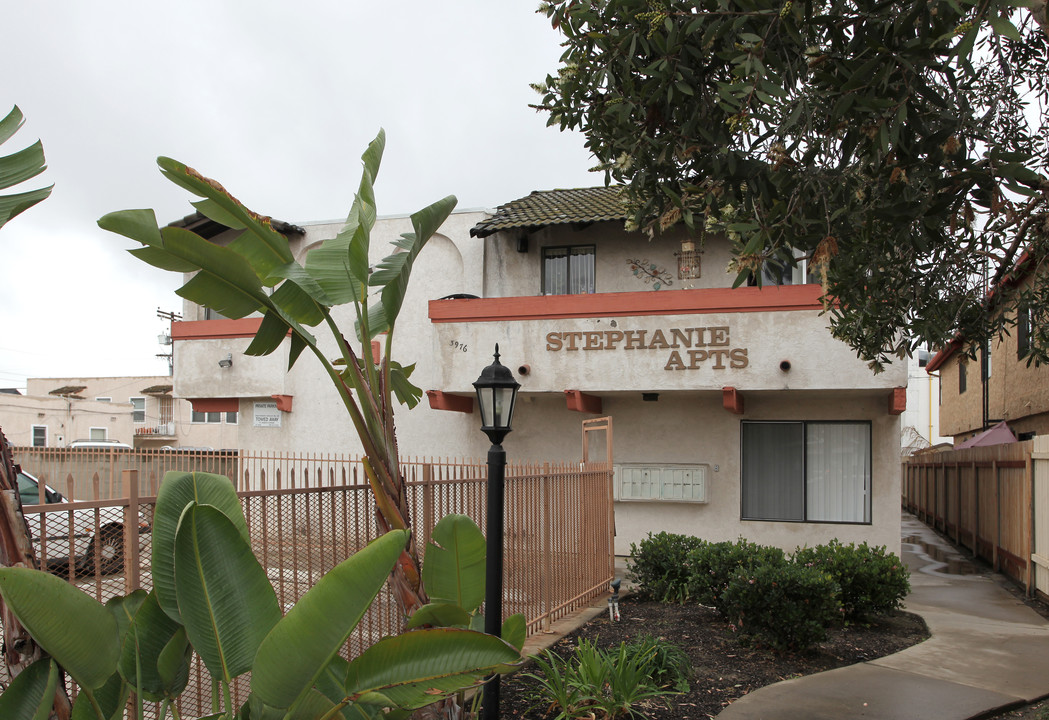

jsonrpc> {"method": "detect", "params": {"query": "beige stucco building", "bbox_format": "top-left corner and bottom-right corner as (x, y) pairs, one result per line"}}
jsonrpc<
(0, 376), (238, 449)
(168, 189), (907, 556)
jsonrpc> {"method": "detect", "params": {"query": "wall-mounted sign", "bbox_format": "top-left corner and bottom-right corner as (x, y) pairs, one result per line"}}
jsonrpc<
(253, 401), (282, 428)
(546, 325), (749, 371)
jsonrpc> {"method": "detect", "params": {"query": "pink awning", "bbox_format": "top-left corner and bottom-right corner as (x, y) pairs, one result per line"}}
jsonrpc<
(955, 421), (1017, 449)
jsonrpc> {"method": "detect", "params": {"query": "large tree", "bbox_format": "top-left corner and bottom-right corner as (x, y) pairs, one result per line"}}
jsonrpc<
(536, 0), (1049, 369)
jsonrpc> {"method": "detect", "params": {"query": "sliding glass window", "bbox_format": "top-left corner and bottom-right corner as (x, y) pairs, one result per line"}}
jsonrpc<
(741, 421), (871, 523)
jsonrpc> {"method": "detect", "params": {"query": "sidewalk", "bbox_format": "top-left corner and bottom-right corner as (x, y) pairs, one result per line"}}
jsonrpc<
(717, 513), (1049, 719)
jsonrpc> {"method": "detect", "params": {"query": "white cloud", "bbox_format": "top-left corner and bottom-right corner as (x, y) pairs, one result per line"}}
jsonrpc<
(0, 1), (596, 390)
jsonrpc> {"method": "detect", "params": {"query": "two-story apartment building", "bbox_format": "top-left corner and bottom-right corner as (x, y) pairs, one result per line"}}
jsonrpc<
(929, 252), (1048, 444)
(168, 188), (907, 555)
(0, 376), (238, 449)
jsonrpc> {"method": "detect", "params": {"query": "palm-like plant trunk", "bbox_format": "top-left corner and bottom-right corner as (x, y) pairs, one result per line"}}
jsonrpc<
(0, 429), (71, 719)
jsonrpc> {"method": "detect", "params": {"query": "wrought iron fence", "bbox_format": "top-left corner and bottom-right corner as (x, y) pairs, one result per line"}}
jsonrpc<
(7, 448), (615, 716)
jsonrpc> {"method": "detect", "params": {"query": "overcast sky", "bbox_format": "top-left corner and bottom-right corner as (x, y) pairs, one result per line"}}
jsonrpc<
(0, 2), (596, 391)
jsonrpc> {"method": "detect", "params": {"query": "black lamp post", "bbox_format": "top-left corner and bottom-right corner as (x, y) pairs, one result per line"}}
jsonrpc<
(473, 344), (520, 720)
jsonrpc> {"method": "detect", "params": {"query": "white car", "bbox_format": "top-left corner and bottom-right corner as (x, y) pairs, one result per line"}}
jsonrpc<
(67, 439), (132, 450)
(15, 466), (148, 575)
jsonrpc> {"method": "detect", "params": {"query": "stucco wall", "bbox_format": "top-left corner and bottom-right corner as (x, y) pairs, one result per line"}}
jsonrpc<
(170, 210), (904, 559)
(483, 223), (738, 298)
(0, 394), (133, 448)
(9, 376), (238, 449)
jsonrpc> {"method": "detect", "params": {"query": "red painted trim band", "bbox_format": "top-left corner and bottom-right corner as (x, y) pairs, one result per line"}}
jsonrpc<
(429, 285), (825, 323)
(172, 318), (264, 340)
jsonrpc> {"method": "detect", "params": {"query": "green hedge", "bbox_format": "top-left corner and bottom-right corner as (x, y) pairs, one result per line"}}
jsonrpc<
(686, 539), (786, 612)
(720, 563), (842, 652)
(628, 532), (707, 603)
(792, 540), (910, 622)
(626, 532), (911, 652)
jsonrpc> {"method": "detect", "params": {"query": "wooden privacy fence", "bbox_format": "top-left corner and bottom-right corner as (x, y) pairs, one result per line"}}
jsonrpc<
(901, 439), (1041, 594)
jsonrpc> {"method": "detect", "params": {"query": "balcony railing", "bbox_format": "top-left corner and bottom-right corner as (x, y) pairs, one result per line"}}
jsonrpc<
(134, 423), (175, 437)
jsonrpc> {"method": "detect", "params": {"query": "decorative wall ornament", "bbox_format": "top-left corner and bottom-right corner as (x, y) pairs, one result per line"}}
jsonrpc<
(676, 239), (702, 279)
(627, 258), (674, 290)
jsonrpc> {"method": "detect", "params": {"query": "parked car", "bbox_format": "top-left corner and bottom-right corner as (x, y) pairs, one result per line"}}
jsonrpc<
(67, 439), (132, 450)
(15, 466), (148, 575)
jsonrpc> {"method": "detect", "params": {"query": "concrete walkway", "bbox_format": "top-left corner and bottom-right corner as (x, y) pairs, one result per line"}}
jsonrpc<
(717, 514), (1049, 719)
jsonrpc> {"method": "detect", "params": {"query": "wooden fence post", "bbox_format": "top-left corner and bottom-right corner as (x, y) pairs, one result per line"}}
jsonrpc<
(1027, 448), (1034, 597)
(994, 459), (1001, 572)
(971, 460), (979, 559)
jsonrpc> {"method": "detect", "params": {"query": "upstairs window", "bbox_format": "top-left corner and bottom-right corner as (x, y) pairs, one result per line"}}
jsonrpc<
(542, 245), (595, 295)
(192, 410), (238, 424)
(1018, 307), (1032, 360)
(959, 360), (967, 394)
(130, 397), (146, 423)
(748, 249), (818, 286)
(31, 425), (47, 447)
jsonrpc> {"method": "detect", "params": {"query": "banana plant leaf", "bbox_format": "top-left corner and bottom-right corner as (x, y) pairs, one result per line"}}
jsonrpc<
(303, 130), (384, 307)
(118, 591), (192, 701)
(71, 672), (124, 720)
(0, 567), (117, 690)
(405, 602), (472, 631)
(106, 590), (147, 645)
(0, 658), (58, 720)
(151, 470), (251, 622)
(157, 156), (294, 280)
(343, 628), (522, 711)
(173, 503), (281, 683)
(0, 106), (52, 229)
(421, 514), (486, 612)
(369, 195), (456, 336)
(251, 529), (408, 710)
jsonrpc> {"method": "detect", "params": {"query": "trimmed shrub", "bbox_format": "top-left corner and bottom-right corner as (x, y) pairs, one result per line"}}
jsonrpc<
(686, 539), (787, 612)
(628, 532), (706, 603)
(792, 540), (910, 622)
(720, 563), (842, 652)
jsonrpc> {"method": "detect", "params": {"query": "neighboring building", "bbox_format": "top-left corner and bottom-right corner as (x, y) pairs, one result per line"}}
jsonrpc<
(0, 376), (238, 449)
(928, 254), (1049, 444)
(902, 346), (951, 454)
(169, 190), (907, 555)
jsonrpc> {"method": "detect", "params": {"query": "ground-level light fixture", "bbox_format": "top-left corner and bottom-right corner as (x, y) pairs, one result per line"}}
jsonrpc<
(473, 344), (520, 720)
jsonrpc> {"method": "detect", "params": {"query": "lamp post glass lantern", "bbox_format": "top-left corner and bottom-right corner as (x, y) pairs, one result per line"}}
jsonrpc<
(473, 344), (520, 446)
(473, 344), (520, 720)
